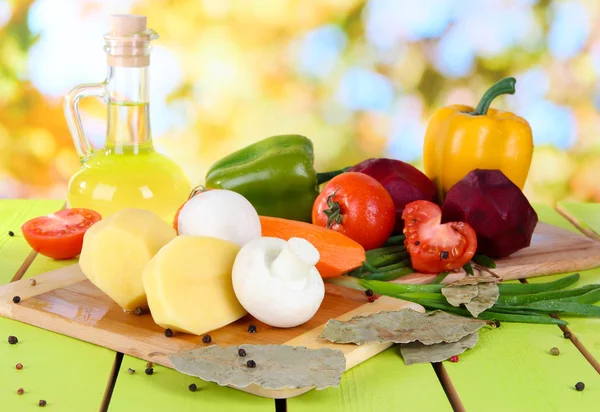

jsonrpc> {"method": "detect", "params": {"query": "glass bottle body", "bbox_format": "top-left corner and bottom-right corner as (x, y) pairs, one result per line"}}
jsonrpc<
(66, 64), (190, 222)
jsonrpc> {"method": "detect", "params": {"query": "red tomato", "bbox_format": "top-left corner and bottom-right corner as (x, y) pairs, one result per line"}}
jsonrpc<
(173, 186), (211, 232)
(312, 172), (395, 250)
(402, 200), (477, 274)
(21, 208), (102, 260)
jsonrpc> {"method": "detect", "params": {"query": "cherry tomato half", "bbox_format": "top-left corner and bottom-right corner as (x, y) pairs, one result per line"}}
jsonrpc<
(402, 200), (477, 274)
(21, 208), (102, 260)
(312, 172), (396, 250)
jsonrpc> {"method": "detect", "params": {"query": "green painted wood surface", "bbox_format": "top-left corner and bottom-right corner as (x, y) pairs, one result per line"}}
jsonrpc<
(443, 204), (600, 411)
(559, 201), (600, 235)
(528, 203), (600, 360)
(287, 346), (451, 412)
(108, 356), (274, 411)
(0, 200), (115, 411)
(0, 200), (64, 283)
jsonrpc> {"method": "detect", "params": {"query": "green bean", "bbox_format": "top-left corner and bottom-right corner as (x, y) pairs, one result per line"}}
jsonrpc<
(496, 274), (580, 295)
(326, 276), (365, 291)
(368, 251), (409, 268)
(366, 245), (405, 260)
(383, 234), (406, 246)
(463, 262), (475, 276)
(405, 298), (567, 325)
(473, 254), (496, 268)
(431, 272), (450, 284)
(497, 285), (600, 305)
(375, 259), (411, 272)
(561, 288), (600, 304)
(361, 267), (414, 281)
(496, 301), (600, 317)
(360, 279), (445, 295)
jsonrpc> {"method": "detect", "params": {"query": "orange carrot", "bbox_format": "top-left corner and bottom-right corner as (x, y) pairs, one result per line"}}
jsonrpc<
(260, 216), (366, 278)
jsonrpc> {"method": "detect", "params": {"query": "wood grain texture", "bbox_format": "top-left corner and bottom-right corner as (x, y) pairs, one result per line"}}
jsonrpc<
(0, 199), (115, 412)
(287, 348), (452, 412)
(442, 204), (600, 412)
(0, 266), (422, 399)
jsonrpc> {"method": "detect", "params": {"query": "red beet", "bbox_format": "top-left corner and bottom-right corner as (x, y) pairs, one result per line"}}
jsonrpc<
(441, 169), (538, 258)
(348, 158), (437, 233)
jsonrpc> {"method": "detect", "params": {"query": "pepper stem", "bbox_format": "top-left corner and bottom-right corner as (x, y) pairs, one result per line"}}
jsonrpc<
(470, 77), (516, 116)
(316, 167), (350, 185)
(322, 188), (343, 228)
(188, 185), (207, 199)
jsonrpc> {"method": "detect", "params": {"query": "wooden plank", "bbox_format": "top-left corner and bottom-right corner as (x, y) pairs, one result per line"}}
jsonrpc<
(108, 356), (274, 412)
(0, 200), (64, 284)
(287, 348), (451, 412)
(557, 202), (600, 241)
(527, 204), (600, 362)
(0, 200), (115, 412)
(441, 204), (600, 411)
(0, 266), (423, 398)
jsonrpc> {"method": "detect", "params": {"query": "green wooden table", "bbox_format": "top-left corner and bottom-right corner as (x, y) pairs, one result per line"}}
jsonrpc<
(1, 200), (599, 411)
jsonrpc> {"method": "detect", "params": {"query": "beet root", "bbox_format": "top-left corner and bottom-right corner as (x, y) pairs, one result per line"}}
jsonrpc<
(348, 158), (437, 233)
(441, 169), (538, 258)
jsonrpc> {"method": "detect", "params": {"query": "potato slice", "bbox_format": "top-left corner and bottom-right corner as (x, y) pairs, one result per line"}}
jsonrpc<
(79, 208), (176, 311)
(143, 236), (246, 335)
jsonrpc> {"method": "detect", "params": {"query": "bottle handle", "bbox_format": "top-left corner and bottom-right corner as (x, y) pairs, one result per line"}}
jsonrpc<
(63, 82), (108, 161)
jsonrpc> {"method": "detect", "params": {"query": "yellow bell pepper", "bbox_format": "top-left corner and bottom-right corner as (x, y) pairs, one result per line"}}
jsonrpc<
(423, 77), (533, 199)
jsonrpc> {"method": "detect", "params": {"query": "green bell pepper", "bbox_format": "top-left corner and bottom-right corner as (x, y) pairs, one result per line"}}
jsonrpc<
(205, 134), (343, 222)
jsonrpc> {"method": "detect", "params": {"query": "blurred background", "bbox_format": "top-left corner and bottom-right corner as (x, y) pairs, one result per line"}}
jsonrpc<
(0, 0), (598, 204)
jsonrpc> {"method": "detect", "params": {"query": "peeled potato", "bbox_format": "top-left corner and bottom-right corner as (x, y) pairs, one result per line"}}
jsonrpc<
(79, 208), (176, 311)
(143, 235), (246, 335)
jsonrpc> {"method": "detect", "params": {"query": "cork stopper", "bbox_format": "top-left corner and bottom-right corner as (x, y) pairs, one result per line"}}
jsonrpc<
(109, 14), (147, 36)
(105, 14), (157, 68)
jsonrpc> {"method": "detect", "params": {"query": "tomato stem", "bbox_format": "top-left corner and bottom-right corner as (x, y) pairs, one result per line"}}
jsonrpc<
(322, 188), (343, 228)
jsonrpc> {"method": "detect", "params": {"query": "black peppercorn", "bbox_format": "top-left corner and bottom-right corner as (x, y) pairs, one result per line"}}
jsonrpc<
(238, 348), (247, 357)
(202, 334), (211, 343)
(248, 325), (257, 333)
(8, 231), (14, 237)
(440, 251), (449, 260)
(246, 360), (256, 368)
(365, 289), (374, 297)
(127, 368), (135, 374)
(563, 331), (572, 339)
(145, 367), (154, 375)
(188, 383), (197, 392)
(29, 279), (37, 286)
(575, 382), (585, 391)
(164, 328), (173, 337)
(135, 307), (144, 316)
(8, 335), (18, 344)
(17, 388), (24, 395)
(12, 296), (21, 304)
(414, 241), (420, 246)
(494, 320), (501, 328)
(39, 400), (47, 407)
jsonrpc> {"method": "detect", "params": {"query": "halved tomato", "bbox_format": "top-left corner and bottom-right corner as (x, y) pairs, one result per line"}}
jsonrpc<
(402, 200), (477, 274)
(21, 208), (102, 260)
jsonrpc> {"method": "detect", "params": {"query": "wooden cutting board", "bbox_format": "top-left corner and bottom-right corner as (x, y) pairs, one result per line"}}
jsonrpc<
(0, 266), (423, 399)
(1, 222), (599, 399)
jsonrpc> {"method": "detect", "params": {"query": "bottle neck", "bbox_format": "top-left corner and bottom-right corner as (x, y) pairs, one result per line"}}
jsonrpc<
(104, 65), (154, 154)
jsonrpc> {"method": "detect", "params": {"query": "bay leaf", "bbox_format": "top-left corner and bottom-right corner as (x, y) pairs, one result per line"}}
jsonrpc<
(400, 332), (479, 365)
(442, 276), (500, 317)
(318, 309), (487, 346)
(168, 344), (345, 391)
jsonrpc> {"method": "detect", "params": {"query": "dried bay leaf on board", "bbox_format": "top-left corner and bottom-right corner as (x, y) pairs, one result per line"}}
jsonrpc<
(442, 276), (500, 317)
(400, 333), (479, 365)
(318, 309), (487, 346)
(168, 344), (346, 391)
